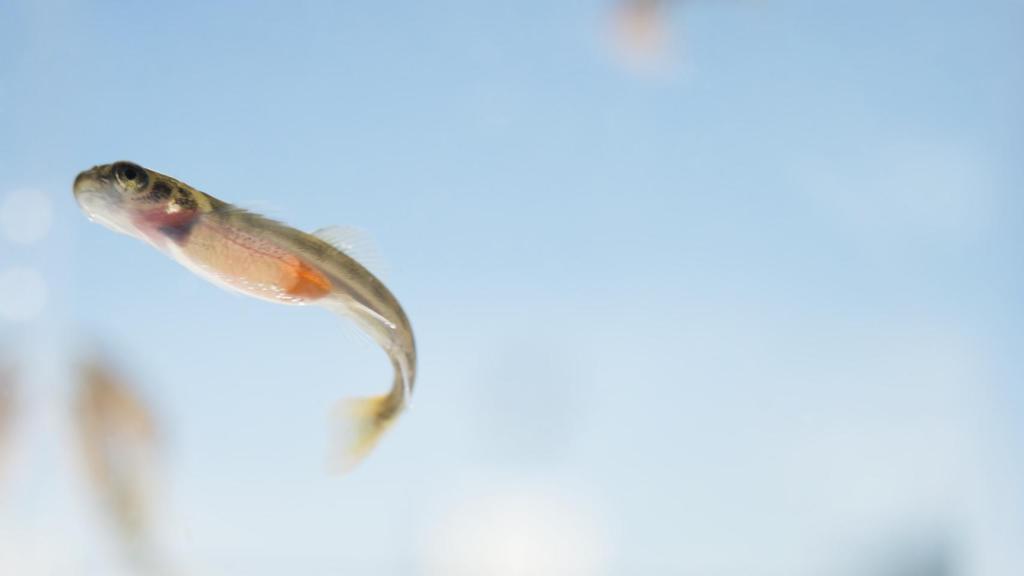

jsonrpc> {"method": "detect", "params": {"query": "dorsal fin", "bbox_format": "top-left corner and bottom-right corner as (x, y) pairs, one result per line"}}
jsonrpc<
(313, 226), (387, 277)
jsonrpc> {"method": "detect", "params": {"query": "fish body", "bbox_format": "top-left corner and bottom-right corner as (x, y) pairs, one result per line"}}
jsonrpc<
(73, 162), (416, 471)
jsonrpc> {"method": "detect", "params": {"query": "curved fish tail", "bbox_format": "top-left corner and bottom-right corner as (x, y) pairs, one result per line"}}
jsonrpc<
(329, 356), (411, 474)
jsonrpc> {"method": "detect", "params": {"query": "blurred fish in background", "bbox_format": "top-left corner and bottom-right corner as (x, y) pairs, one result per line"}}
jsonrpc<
(75, 357), (169, 576)
(610, 0), (675, 72)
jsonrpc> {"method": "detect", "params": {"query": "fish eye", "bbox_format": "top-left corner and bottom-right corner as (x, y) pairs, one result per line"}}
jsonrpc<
(113, 162), (148, 190)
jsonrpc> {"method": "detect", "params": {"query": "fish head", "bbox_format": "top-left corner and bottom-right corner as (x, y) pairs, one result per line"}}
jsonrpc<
(73, 162), (154, 236)
(73, 162), (195, 239)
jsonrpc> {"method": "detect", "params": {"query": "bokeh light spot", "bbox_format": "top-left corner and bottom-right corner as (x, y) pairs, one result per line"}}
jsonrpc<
(0, 267), (47, 323)
(419, 483), (608, 576)
(0, 189), (53, 245)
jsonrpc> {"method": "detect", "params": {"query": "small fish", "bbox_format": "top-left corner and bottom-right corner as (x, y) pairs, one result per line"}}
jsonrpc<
(76, 358), (163, 572)
(73, 162), (417, 472)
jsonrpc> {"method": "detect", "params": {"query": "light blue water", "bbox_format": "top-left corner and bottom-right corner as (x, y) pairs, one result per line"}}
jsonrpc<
(0, 1), (1021, 574)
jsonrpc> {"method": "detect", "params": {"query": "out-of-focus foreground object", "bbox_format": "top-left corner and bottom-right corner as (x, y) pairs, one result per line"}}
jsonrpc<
(0, 362), (12, 481)
(75, 357), (168, 575)
(838, 530), (957, 576)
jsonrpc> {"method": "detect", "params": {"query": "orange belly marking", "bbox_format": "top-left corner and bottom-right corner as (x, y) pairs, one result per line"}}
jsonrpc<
(284, 259), (332, 299)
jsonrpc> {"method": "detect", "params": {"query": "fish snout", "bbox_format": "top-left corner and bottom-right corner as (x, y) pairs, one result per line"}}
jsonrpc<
(72, 166), (120, 209)
(72, 166), (129, 232)
(73, 166), (102, 197)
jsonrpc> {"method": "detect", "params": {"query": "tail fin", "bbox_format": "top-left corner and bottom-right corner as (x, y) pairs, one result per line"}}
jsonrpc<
(329, 354), (411, 474)
(329, 393), (403, 474)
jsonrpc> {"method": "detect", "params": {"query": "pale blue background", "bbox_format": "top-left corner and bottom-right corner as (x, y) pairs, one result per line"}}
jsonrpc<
(0, 1), (1022, 575)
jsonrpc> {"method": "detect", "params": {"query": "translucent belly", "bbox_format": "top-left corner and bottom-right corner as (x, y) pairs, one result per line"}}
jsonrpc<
(167, 219), (332, 304)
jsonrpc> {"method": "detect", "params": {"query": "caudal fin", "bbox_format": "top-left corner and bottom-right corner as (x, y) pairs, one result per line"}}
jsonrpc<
(326, 338), (414, 474)
(329, 393), (403, 474)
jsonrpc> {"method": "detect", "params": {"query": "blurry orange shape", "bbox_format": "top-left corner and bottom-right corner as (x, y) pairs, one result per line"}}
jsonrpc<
(75, 358), (163, 572)
(611, 0), (672, 72)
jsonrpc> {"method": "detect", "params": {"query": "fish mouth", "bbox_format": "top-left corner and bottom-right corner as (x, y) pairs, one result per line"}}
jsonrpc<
(73, 167), (132, 235)
(72, 167), (97, 195)
(73, 167), (110, 199)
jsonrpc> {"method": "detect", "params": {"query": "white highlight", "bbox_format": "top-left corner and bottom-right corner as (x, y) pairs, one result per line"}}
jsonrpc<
(419, 482), (608, 576)
(0, 267), (47, 323)
(0, 189), (52, 245)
